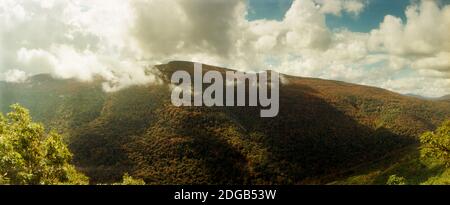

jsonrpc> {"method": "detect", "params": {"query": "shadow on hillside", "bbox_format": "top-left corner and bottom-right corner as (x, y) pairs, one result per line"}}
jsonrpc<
(222, 81), (416, 184)
(145, 63), (418, 184)
(68, 62), (420, 184)
(119, 105), (251, 185)
(179, 108), (251, 184)
(370, 148), (447, 185)
(69, 84), (172, 183)
(1, 62), (444, 185)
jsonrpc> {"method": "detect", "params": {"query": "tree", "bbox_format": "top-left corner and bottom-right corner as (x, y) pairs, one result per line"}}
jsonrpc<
(113, 173), (146, 185)
(0, 104), (88, 185)
(420, 120), (450, 167)
(386, 175), (407, 185)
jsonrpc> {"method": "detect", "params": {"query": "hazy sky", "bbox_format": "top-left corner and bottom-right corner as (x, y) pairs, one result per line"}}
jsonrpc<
(0, 0), (449, 96)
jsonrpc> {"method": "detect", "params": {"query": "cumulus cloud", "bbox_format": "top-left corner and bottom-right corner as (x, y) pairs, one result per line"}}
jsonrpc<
(368, 1), (450, 70)
(0, 0), (448, 97)
(362, 0), (450, 96)
(132, 0), (246, 59)
(314, 0), (367, 16)
(128, 0), (333, 70)
(0, 0), (154, 91)
(1, 69), (29, 83)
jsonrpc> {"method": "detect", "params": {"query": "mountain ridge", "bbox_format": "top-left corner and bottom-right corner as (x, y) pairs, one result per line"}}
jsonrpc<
(1, 61), (449, 184)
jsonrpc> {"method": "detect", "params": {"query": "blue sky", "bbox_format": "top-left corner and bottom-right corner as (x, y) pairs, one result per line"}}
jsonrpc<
(247, 0), (450, 32)
(325, 0), (410, 32)
(247, 0), (294, 21)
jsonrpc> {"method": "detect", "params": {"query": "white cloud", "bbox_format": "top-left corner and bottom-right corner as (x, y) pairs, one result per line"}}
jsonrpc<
(364, 0), (450, 96)
(381, 77), (450, 97)
(254, 35), (278, 51)
(369, 1), (450, 62)
(2, 69), (29, 83)
(0, 0), (155, 91)
(412, 52), (450, 74)
(131, 0), (246, 60)
(0, 0), (448, 97)
(314, 0), (367, 16)
(343, 0), (366, 15)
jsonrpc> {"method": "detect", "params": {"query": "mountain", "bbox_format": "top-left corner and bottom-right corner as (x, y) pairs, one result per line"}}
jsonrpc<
(438, 94), (450, 101)
(404, 93), (450, 102)
(1, 61), (449, 184)
(404, 93), (431, 100)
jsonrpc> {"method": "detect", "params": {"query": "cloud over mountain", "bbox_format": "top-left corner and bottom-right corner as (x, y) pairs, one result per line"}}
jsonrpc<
(0, 0), (448, 96)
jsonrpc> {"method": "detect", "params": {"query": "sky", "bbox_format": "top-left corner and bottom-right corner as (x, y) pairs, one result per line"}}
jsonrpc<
(0, 0), (449, 97)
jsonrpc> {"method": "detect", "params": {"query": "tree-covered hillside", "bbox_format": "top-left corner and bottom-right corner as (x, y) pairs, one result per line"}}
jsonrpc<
(1, 61), (449, 184)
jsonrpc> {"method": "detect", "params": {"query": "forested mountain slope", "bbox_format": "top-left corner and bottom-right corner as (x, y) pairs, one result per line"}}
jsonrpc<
(1, 61), (449, 184)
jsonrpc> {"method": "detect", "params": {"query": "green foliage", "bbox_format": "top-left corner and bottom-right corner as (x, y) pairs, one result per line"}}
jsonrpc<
(420, 120), (450, 167)
(386, 175), (407, 185)
(331, 147), (450, 185)
(332, 122), (450, 185)
(113, 173), (146, 185)
(0, 104), (88, 185)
